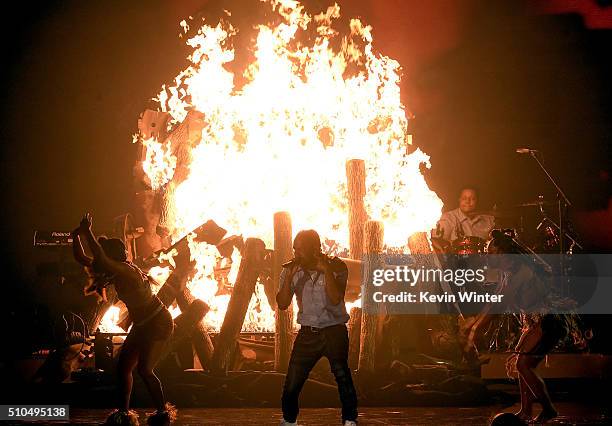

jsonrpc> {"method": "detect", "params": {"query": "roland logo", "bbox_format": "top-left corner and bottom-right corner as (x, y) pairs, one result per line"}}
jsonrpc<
(51, 232), (70, 237)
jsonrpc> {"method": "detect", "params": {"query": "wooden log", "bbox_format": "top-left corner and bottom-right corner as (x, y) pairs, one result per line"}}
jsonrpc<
(347, 307), (362, 370)
(259, 249), (276, 308)
(151, 247), (215, 369)
(408, 232), (432, 256)
(405, 232), (439, 354)
(407, 231), (434, 300)
(137, 109), (171, 144)
(177, 288), (215, 370)
(157, 110), (205, 238)
(192, 219), (227, 245)
(273, 212), (293, 372)
(133, 190), (163, 259)
(153, 241), (216, 369)
(408, 231), (443, 315)
(346, 159), (367, 261)
(216, 235), (244, 258)
(142, 220), (227, 269)
(156, 183), (176, 244)
(210, 238), (266, 373)
(135, 109), (171, 189)
(161, 299), (210, 361)
(156, 268), (188, 307)
(166, 110), (205, 159)
(174, 299), (209, 332)
(358, 220), (384, 373)
(333, 160), (367, 364)
(134, 111), (168, 256)
(162, 218), (226, 254)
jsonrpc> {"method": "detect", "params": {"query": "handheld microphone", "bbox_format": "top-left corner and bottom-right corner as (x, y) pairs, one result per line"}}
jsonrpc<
(282, 258), (299, 268)
(516, 148), (538, 154)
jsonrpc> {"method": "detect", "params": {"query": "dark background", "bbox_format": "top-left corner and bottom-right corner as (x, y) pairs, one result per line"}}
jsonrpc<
(0, 1), (610, 338)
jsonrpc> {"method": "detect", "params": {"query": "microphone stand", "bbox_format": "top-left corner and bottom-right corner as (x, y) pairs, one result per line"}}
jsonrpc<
(527, 151), (573, 294)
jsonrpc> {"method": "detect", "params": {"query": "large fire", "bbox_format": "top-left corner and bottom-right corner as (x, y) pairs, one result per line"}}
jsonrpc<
(100, 0), (442, 333)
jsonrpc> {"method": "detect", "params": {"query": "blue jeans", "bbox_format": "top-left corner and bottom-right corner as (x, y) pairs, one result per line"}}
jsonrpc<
(281, 324), (358, 423)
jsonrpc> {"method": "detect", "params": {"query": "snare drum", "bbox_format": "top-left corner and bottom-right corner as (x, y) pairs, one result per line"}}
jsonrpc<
(451, 236), (486, 255)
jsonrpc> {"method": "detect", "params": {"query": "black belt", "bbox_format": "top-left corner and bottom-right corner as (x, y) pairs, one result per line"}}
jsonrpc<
(300, 324), (343, 334)
(301, 325), (323, 334)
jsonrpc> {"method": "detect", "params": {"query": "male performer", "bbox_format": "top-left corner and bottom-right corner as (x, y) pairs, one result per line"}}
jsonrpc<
(276, 230), (358, 426)
(434, 187), (496, 359)
(74, 213), (175, 425)
(436, 186), (495, 242)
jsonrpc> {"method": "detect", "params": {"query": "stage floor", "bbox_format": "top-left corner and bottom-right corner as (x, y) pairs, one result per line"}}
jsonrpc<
(6, 403), (608, 425)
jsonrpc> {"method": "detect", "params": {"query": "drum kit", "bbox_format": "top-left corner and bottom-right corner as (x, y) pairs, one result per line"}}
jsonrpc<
(443, 195), (582, 257)
(437, 195), (584, 354)
(445, 147), (584, 256)
(437, 149), (587, 355)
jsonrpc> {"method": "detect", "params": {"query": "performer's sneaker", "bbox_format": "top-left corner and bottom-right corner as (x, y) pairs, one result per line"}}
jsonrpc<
(146, 403), (177, 426)
(533, 407), (558, 423)
(343, 421), (358, 426)
(104, 409), (139, 425)
(279, 419), (298, 426)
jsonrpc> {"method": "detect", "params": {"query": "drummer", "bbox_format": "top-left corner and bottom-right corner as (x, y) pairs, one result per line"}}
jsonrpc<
(436, 186), (495, 243)
(434, 186), (497, 363)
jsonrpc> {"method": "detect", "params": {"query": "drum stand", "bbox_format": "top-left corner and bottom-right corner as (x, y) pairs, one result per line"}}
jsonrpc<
(536, 204), (582, 253)
(526, 150), (579, 295)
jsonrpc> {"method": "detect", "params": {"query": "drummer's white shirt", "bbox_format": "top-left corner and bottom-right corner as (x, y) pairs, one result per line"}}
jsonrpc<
(437, 207), (495, 241)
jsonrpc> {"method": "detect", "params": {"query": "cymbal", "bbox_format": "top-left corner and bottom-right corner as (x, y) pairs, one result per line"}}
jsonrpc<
(470, 209), (516, 218)
(516, 200), (555, 207)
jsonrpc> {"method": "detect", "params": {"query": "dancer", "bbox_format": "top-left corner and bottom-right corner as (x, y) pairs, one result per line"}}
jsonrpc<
(74, 213), (175, 425)
(487, 231), (567, 423)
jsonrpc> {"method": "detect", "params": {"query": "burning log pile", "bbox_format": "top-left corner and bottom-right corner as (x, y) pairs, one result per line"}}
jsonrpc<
(88, 0), (452, 390)
(31, 4), (592, 412)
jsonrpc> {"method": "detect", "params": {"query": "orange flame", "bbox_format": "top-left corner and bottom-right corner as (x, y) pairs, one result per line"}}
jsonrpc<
(102, 0), (443, 333)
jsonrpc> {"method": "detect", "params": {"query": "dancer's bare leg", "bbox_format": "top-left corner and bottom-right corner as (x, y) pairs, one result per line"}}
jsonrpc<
(515, 375), (534, 421)
(518, 355), (557, 421)
(516, 326), (557, 421)
(137, 339), (168, 412)
(117, 338), (140, 411)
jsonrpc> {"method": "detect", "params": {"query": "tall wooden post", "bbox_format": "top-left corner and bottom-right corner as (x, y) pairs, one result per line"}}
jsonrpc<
(358, 220), (384, 373)
(346, 159), (367, 260)
(408, 232), (432, 256)
(273, 212), (294, 372)
(406, 231), (440, 355)
(134, 110), (169, 257)
(408, 232), (441, 315)
(347, 306), (362, 370)
(211, 238), (266, 373)
(346, 159), (367, 370)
